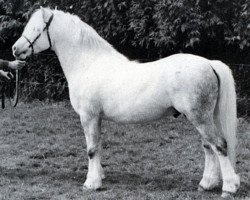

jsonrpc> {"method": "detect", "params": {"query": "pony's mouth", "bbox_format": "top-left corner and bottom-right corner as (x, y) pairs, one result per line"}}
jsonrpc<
(13, 51), (29, 61)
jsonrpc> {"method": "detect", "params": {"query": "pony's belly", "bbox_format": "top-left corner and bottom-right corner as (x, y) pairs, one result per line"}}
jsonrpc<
(101, 106), (177, 124)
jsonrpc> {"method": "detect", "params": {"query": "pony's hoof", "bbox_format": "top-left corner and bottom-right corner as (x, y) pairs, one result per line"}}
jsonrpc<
(198, 185), (205, 192)
(83, 178), (102, 190)
(199, 176), (220, 191)
(83, 185), (92, 190)
(222, 174), (240, 194)
(221, 191), (232, 198)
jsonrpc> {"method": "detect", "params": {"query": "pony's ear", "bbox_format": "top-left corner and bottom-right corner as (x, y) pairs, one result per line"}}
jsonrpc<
(41, 7), (50, 22)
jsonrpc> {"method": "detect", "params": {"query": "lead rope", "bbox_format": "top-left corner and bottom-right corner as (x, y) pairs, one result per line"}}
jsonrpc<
(1, 70), (20, 109)
(9, 70), (19, 107)
(1, 82), (5, 109)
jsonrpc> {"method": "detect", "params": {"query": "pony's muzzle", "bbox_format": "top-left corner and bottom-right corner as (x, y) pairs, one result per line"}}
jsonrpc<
(12, 45), (21, 58)
(12, 45), (28, 60)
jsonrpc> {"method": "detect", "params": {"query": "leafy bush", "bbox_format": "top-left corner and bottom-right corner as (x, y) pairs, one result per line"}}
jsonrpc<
(0, 0), (39, 48)
(231, 64), (250, 117)
(19, 52), (68, 101)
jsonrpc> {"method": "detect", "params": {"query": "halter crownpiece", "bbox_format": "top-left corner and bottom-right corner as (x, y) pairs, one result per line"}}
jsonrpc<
(22, 13), (54, 55)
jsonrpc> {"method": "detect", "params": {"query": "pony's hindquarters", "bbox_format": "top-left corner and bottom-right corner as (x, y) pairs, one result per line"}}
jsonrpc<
(210, 60), (237, 168)
(172, 58), (240, 197)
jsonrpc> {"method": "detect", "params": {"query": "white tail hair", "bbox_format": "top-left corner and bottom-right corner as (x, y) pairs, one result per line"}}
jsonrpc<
(210, 60), (237, 168)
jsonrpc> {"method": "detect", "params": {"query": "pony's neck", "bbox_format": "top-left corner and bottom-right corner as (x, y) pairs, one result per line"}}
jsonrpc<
(50, 10), (127, 81)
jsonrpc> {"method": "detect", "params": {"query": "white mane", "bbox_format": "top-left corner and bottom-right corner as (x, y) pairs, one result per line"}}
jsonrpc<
(50, 9), (128, 61)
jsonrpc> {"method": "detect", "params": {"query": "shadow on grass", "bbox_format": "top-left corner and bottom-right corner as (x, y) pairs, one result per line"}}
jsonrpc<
(104, 171), (211, 192)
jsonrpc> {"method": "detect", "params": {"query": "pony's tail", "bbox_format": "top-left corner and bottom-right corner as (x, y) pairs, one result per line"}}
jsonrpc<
(210, 60), (237, 169)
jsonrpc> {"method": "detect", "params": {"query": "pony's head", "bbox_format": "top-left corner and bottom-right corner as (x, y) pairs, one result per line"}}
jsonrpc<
(12, 7), (54, 60)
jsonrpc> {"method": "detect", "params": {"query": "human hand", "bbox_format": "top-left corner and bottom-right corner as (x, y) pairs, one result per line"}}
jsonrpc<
(8, 60), (26, 70)
(0, 70), (13, 80)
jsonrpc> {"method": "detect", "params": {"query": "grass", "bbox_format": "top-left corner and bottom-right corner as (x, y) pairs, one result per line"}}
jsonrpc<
(0, 102), (249, 200)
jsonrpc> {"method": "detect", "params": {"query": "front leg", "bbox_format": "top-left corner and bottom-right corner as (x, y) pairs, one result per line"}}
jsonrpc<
(81, 114), (104, 190)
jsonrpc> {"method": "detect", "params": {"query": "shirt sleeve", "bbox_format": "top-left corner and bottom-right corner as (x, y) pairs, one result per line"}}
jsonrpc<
(0, 59), (9, 70)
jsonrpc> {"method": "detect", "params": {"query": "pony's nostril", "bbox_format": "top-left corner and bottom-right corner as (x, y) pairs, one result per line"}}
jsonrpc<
(14, 50), (20, 57)
(13, 46), (17, 51)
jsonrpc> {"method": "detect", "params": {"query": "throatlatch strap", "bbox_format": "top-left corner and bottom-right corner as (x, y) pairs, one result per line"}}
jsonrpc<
(45, 13), (54, 48)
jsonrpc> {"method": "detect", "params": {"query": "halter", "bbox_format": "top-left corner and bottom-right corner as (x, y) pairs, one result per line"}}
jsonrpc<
(22, 13), (54, 55)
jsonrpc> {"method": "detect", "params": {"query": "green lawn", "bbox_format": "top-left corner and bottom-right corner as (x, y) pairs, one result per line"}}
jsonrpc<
(0, 102), (249, 200)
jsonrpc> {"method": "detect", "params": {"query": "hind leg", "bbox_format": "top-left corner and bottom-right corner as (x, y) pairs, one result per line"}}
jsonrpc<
(198, 140), (221, 191)
(194, 121), (240, 197)
(210, 139), (240, 197)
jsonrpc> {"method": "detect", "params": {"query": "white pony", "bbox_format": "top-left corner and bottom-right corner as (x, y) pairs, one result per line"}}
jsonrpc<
(12, 7), (240, 197)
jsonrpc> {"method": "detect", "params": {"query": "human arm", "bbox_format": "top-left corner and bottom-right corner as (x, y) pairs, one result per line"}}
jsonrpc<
(8, 60), (26, 70)
(0, 59), (9, 70)
(0, 59), (25, 70)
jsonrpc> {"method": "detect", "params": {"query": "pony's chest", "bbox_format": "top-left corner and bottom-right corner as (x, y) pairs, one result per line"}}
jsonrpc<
(68, 79), (101, 115)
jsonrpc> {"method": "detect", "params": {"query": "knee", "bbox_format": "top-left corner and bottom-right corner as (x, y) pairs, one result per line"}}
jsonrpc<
(203, 143), (215, 154)
(203, 144), (211, 149)
(88, 148), (96, 159)
(216, 137), (227, 156)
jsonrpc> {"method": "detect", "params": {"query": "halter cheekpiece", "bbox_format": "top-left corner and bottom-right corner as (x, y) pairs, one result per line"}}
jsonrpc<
(22, 13), (54, 55)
